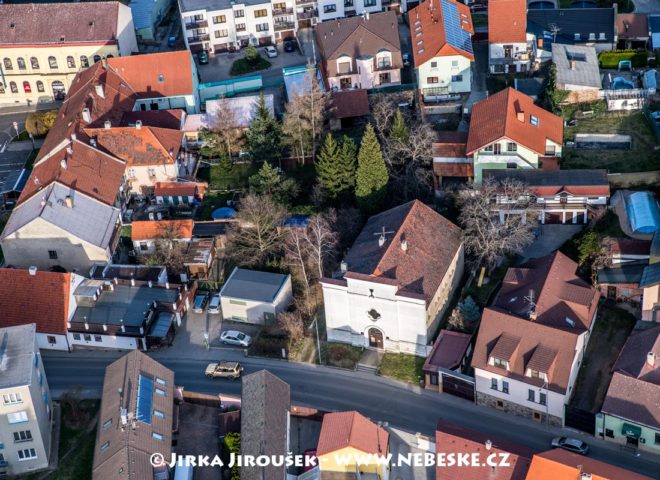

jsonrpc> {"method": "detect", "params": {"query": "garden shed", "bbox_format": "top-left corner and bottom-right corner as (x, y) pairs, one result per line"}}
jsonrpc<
(626, 191), (660, 234)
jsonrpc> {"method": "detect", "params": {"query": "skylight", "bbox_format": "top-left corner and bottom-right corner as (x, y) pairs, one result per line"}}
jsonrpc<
(136, 374), (154, 424)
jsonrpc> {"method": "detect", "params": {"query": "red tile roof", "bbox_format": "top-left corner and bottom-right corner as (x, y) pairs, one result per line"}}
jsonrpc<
(616, 14), (649, 40)
(466, 88), (563, 156)
(0, 268), (71, 335)
(154, 182), (198, 197)
(436, 420), (534, 480)
(423, 329), (472, 371)
(120, 110), (184, 130)
(488, 0), (527, 44)
(408, 0), (474, 67)
(131, 220), (194, 241)
(85, 126), (182, 166)
(317, 411), (389, 457)
(331, 89), (370, 119)
(433, 162), (473, 178)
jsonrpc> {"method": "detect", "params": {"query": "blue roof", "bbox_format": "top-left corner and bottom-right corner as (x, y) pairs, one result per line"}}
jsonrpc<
(212, 207), (237, 220)
(136, 374), (154, 424)
(441, 0), (473, 55)
(640, 263), (660, 288)
(130, 0), (156, 30)
(649, 15), (660, 33)
(283, 215), (310, 228)
(626, 192), (660, 235)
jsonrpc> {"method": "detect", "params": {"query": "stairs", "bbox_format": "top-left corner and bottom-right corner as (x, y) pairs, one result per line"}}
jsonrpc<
(355, 349), (383, 374)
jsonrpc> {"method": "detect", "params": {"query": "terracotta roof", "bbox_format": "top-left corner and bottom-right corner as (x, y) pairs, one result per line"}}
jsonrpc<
(408, 0), (474, 67)
(432, 132), (468, 159)
(154, 182), (198, 197)
(85, 126), (182, 166)
(488, 0), (527, 44)
(120, 110), (184, 130)
(341, 200), (463, 303)
(331, 89), (370, 119)
(317, 411), (389, 457)
(436, 420), (533, 480)
(315, 11), (403, 78)
(131, 220), (194, 241)
(494, 251), (599, 332)
(433, 162), (473, 178)
(466, 88), (563, 156)
(483, 169), (610, 197)
(609, 239), (651, 257)
(0, 268), (72, 335)
(0, 2), (121, 46)
(612, 325), (660, 383)
(525, 448), (654, 480)
(423, 329), (472, 372)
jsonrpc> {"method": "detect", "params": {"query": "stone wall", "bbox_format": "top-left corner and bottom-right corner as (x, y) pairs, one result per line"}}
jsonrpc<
(476, 391), (563, 428)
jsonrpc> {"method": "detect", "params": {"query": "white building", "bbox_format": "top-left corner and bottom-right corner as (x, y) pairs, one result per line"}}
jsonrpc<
(220, 268), (293, 324)
(178, 0), (298, 54)
(488, 0), (533, 74)
(320, 200), (464, 357)
(131, 220), (194, 255)
(408, 0), (474, 103)
(317, 0), (383, 22)
(0, 324), (53, 477)
(472, 252), (600, 427)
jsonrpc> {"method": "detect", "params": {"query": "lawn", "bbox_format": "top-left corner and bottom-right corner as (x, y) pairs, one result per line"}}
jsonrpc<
(562, 111), (660, 173)
(198, 191), (234, 220)
(322, 342), (363, 369)
(569, 303), (636, 412)
(230, 56), (271, 76)
(462, 259), (514, 307)
(378, 353), (425, 384)
(198, 162), (258, 191)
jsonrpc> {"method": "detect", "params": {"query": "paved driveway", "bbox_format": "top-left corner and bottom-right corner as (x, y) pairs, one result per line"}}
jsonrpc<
(520, 224), (584, 259)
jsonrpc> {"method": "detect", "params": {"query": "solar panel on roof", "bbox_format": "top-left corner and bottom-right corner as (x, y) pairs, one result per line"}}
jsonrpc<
(441, 0), (473, 55)
(136, 374), (154, 424)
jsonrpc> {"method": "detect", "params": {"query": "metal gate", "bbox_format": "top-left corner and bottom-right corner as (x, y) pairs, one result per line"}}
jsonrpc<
(564, 405), (596, 434)
(440, 368), (476, 402)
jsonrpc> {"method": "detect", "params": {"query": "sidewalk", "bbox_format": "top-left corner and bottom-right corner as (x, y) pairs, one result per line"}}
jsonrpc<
(0, 101), (62, 116)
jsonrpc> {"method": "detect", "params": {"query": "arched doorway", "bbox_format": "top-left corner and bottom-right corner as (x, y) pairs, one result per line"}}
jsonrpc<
(51, 81), (65, 100)
(367, 327), (384, 349)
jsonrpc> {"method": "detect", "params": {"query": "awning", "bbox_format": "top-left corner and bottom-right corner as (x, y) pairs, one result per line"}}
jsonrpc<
(621, 423), (642, 438)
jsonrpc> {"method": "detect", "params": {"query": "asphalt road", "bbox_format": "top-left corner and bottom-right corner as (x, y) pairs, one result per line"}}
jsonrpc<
(0, 102), (60, 152)
(42, 350), (660, 477)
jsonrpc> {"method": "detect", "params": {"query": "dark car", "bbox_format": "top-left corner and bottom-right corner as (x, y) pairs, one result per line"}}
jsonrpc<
(284, 39), (296, 52)
(193, 292), (209, 313)
(551, 437), (589, 455)
(197, 50), (209, 65)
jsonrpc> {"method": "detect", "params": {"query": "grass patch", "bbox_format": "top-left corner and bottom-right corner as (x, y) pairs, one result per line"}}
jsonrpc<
(198, 191), (234, 220)
(199, 162), (259, 191)
(463, 259), (513, 307)
(562, 111), (660, 173)
(120, 225), (132, 239)
(322, 342), (363, 369)
(247, 326), (289, 359)
(378, 353), (425, 384)
(230, 56), (271, 76)
(598, 50), (648, 69)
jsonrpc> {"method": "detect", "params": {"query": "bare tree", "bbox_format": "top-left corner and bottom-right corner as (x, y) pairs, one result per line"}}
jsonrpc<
(284, 226), (312, 292)
(304, 213), (338, 280)
(208, 99), (242, 156)
(457, 178), (538, 275)
(139, 221), (190, 275)
(277, 310), (304, 341)
(226, 194), (287, 268)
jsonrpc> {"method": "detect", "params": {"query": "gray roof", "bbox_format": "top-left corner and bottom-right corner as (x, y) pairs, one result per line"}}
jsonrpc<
(1, 182), (120, 248)
(651, 231), (660, 262)
(640, 263), (660, 288)
(597, 263), (646, 285)
(192, 221), (228, 237)
(241, 370), (290, 480)
(484, 168), (609, 187)
(90, 264), (167, 283)
(179, 0), (269, 13)
(552, 44), (601, 89)
(528, 8), (616, 44)
(0, 323), (37, 389)
(220, 268), (290, 303)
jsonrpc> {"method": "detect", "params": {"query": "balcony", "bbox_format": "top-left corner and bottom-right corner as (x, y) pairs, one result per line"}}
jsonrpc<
(274, 21), (296, 31)
(185, 20), (208, 29)
(297, 9), (317, 19)
(188, 34), (210, 44)
(273, 7), (294, 15)
(296, 0), (315, 5)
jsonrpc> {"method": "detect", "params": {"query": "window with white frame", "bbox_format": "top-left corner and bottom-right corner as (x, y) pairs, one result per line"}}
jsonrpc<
(17, 448), (37, 461)
(3, 393), (23, 405)
(13, 430), (32, 443)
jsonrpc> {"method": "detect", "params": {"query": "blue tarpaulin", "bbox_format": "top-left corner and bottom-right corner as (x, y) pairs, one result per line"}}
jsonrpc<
(626, 192), (660, 234)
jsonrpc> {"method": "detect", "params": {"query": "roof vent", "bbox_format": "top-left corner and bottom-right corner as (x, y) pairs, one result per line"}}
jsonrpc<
(95, 84), (105, 98)
(400, 239), (408, 252)
(82, 108), (91, 124)
(485, 440), (492, 451)
(10, 23), (15, 29)
(378, 235), (386, 247)
(516, 111), (525, 122)
(89, 21), (94, 27)
(71, 133), (77, 142)
(61, 158), (68, 170)
(66, 146), (73, 155)
(90, 137), (97, 147)
(65, 195), (73, 208)
(28, 266), (38, 276)
(364, 11), (370, 21)
(565, 317), (575, 328)
(647, 352), (656, 367)
(135, 120), (142, 130)
(104, 120), (111, 129)
(340, 260), (347, 273)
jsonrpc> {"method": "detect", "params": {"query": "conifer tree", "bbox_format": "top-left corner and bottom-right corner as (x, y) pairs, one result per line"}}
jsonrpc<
(355, 124), (389, 213)
(315, 134), (342, 197)
(245, 93), (282, 163)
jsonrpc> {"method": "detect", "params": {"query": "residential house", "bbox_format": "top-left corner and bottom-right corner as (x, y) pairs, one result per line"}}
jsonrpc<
(241, 370), (291, 480)
(154, 182), (200, 206)
(484, 169), (610, 224)
(316, 12), (403, 91)
(92, 350), (175, 480)
(551, 44), (601, 104)
(528, 7), (618, 55)
(616, 14), (649, 49)
(130, 0), (173, 41)
(0, 324), (53, 477)
(641, 233), (660, 321)
(316, 411), (390, 479)
(488, 0), (533, 74)
(600, 326), (660, 454)
(220, 267), (293, 324)
(409, 0), (474, 103)
(178, 0), (298, 54)
(317, 0), (384, 22)
(435, 420), (534, 480)
(320, 200), (464, 356)
(131, 219), (194, 254)
(0, 51), (199, 272)
(0, 267), (85, 351)
(472, 251), (600, 427)
(183, 237), (216, 279)
(423, 329), (472, 393)
(596, 239), (650, 305)
(0, 2), (137, 105)
(525, 448), (654, 480)
(465, 88), (563, 184)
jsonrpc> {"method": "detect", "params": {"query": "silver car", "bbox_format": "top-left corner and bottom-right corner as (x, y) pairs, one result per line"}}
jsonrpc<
(208, 293), (221, 314)
(220, 330), (252, 347)
(551, 436), (589, 455)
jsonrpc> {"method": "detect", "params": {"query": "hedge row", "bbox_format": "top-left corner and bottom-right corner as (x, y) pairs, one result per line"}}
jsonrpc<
(598, 50), (648, 69)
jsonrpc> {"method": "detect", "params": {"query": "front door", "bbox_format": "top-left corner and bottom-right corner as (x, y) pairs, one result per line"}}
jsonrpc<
(340, 77), (352, 90)
(368, 328), (383, 349)
(626, 436), (639, 448)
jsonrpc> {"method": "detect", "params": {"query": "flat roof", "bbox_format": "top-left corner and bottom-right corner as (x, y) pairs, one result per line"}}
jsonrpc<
(220, 268), (289, 303)
(180, 0), (269, 12)
(0, 323), (37, 389)
(90, 264), (167, 283)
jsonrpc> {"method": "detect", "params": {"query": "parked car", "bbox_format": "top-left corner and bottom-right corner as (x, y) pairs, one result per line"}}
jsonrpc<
(208, 293), (221, 314)
(197, 50), (209, 65)
(402, 53), (410, 67)
(193, 292), (209, 313)
(167, 35), (178, 48)
(551, 437), (589, 455)
(220, 330), (252, 347)
(284, 39), (296, 52)
(264, 46), (278, 58)
(205, 361), (243, 379)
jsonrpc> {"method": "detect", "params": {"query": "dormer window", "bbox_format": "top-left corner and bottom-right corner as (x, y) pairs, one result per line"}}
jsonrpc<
(530, 369), (542, 379)
(588, 33), (596, 41)
(492, 357), (508, 369)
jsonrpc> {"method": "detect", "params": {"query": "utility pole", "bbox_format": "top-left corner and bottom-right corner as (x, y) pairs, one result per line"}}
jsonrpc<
(310, 314), (322, 365)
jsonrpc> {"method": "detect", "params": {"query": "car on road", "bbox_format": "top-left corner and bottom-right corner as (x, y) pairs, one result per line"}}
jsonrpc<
(193, 292), (209, 313)
(220, 330), (252, 347)
(551, 437), (589, 455)
(264, 46), (278, 58)
(205, 361), (243, 379)
(197, 50), (209, 65)
(208, 293), (221, 314)
(284, 39), (296, 52)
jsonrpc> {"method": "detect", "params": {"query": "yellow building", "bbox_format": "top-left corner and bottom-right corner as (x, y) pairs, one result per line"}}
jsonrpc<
(0, 2), (137, 106)
(316, 411), (390, 480)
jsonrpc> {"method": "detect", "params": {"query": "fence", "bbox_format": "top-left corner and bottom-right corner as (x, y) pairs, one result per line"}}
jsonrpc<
(367, 82), (417, 94)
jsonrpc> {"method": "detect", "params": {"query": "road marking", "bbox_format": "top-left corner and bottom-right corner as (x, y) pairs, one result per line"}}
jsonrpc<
(0, 141), (7, 153)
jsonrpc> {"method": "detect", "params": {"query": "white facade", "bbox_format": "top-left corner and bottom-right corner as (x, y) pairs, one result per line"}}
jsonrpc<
(317, 0), (383, 22)
(220, 277), (293, 324)
(488, 34), (534, 74)
(68, 331), (144, 350)
(327, 52), (401, 91)
(418, 54), (472, 101)
(495, 193), (609, 225)
(126, 163), (179, 197)
(116, 3), (141, 56)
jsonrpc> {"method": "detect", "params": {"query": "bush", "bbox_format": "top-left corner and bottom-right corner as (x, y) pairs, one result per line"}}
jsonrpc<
(244, 44), (259, 63)
(448, 296), (480, 333)
(598, 50), (648, 69)
(224, 433), (241, 480)
(230, 55), (272, 76)
(25, 110), (58, 137)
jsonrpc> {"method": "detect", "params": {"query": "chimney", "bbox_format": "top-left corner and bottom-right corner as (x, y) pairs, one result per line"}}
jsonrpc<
(81, 108), (91, 124)
(340, 260), (348, 273)
(365, 11), (370, 21)
(28, 266), (38, 276)
(135, 120), (142, 130)
(66, 146), (73, 155)
(485, 440), (492, 451)
(400, 239), (408, 252)
(516, 111), (525, 122)
(65, 195), (73, 208)
(570, 59), (577, 70)
(104, 120), (111, 129)
(60, 158), (68, 169)
(378, 235), (386, 247)
(647, 352), (656, 367)
(95, 84), (105, 98)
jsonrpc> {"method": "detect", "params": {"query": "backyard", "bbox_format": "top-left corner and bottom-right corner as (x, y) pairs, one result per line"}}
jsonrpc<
(562, 111), (660, 173)
(378, 353), (425, 384)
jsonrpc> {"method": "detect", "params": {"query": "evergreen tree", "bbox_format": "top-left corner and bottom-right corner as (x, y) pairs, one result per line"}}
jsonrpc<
(218, 152), (233, 176)
(389, 110), (410, 144)
(249, 162), (299, 205)
(245, 93), (282, 164)
(337, 135), (357, 190)
(315, 134), (342, 197)
(355, 124), (389, 213)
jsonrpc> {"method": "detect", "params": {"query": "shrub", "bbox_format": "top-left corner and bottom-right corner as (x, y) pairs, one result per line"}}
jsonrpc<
(25, 110), (58, 137)
(598, 50), (648, 69)
(244, 44), (259, 64)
